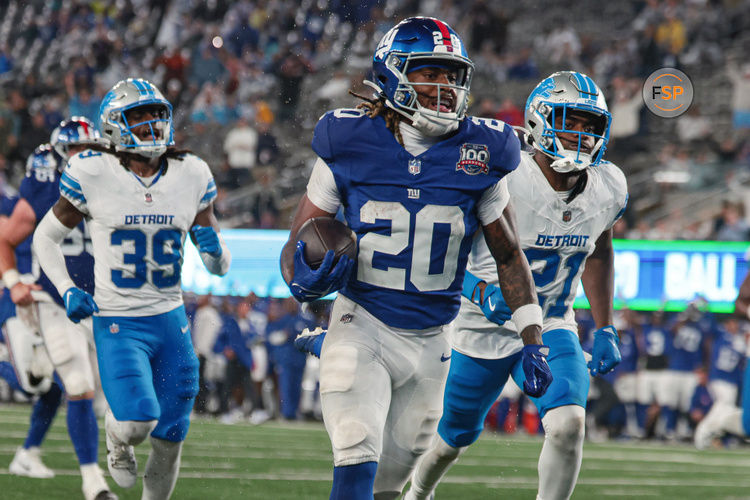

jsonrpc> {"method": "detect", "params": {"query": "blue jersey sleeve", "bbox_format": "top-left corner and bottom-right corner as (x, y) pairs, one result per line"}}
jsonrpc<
(0, 195), (18, 216)
(311, 111), (335, 162)
(463, 117), (521, 180)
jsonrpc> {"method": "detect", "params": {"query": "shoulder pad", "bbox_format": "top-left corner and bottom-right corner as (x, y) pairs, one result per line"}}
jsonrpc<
(312, 108), (371, 163)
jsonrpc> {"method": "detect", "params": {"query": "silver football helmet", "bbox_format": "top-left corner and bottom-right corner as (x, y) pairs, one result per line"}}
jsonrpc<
(98, 78), (174, 158)
(524, 71), (611, 172)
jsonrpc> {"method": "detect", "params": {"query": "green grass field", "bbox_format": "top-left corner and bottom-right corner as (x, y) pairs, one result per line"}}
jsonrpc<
(1, 403), (750, 499)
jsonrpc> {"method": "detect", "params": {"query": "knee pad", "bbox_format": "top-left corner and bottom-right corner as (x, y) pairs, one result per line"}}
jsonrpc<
(331, 416), (369, 456)
(55, 358), (95, 396)
(119, 420), (158, 446)
(542, 405), (585, 451)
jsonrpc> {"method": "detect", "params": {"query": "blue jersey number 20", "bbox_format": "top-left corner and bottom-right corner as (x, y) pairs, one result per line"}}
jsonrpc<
(110, 228), (182, 288)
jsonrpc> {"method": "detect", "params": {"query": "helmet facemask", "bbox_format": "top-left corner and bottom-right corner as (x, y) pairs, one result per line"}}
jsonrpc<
(99, 78), (174, 159)
(383, 54), (473, 136)
(530, 102), (610, 173)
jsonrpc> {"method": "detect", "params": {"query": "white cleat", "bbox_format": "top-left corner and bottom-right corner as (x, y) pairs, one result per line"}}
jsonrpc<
(9, 446), (55, 478)
(105, 410), (137, 488)
(695, 404), (726, 450)
(81, 464), (118, 500)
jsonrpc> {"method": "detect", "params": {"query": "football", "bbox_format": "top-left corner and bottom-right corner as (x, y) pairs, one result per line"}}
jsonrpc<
(296, 217), (357, 270)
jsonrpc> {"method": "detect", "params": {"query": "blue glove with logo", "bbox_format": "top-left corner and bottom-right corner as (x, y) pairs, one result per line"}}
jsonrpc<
(462, 271), (512, 325)
(294, 327), (327, 358)
(290, 241), (354, 302)
(588, 325), (621, 376)
(63, 287), (98, 323)
(191, 225), (222, 256)
(521, 344), (553, 398)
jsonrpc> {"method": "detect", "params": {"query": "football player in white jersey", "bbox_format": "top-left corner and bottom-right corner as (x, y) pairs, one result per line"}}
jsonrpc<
(32, 78), (231, 500)
(282, 17), (552, 500)
(405, 71), (628, 500)
(0, 120), (118, 500)
(695, 270), (750, 449)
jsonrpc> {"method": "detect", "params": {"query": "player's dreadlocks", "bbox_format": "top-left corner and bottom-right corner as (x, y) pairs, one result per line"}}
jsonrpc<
(349, 90), (404, 146)
(83, 143), (192, 175)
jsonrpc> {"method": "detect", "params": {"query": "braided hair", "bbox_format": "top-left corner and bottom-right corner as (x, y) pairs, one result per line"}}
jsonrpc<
(348, 90), (405, 146)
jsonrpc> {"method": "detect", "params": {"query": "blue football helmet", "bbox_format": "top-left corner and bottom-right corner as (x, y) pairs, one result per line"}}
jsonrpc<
(25, 144), (60, 174)
(371, 16), (473, 136)
(525, 71), (611, 172)
(50, 117), (102, 160)
(98, 78), (174, 158)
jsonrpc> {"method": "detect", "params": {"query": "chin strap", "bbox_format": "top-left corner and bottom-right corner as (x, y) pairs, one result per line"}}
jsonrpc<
(410, 109), (460, 137)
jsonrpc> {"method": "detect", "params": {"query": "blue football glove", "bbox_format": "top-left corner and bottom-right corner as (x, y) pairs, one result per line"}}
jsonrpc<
(521, 344), (553, 398)
(294, 327), (327, 358)
(63, 287), (98, 323)
(289, 241), (354, 302)
(587, 325), (621, 376)
(462, 271), (512, 325)
(191, 225), (222, 256)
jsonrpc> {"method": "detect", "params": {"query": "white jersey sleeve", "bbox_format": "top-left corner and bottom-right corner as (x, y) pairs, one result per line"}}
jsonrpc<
(195, 157), (218, 212)
(60, 154), (96, 216)
(597, 161), (628, 230)
(477, 177), (510, 225)
(306, 157), (341, 213)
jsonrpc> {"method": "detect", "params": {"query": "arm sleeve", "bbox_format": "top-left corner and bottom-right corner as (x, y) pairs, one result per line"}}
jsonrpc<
(32, 211), (77, 297)
(306, 157), (341, 213)
(477, 178), (510, 225)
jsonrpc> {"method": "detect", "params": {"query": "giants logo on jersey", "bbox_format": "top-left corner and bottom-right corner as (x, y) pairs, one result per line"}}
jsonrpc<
(456, 143), (489, 175)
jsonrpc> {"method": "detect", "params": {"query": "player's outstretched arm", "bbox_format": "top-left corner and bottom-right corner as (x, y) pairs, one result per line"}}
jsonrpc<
(483, 202), (552, 398)
(33, 197), (98, 322)
(581, 229), (621, 376)
(0, 198), (42, 305)
(191, 204), (231, 276)
(279, 194), (352, 302)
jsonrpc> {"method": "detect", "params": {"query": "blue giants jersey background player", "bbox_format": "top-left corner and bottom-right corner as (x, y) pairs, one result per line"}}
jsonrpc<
(21, 145), (93, 307)
(311, 109), (520, 329)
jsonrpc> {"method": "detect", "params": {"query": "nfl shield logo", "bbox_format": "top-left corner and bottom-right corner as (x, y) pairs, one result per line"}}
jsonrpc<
(145, 192), (153, 204)
(562, 210), (572, 222)
(109, 323), (119, 334)
(408, 159), (421, 175)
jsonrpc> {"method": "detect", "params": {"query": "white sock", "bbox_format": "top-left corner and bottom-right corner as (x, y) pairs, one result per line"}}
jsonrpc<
(406, 435), (465, 500)
(537, 405), (585, 500)
(80, 463), (107, 500)
(142, 436), (183, 500)
(721, 407), (745, 436)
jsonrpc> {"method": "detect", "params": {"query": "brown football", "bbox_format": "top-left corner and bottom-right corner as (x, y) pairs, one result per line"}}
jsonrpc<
(296, 217), (357, 270)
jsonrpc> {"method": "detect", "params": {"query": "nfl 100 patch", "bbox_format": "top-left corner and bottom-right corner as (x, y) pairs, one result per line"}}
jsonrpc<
(456, 143), (489, 175)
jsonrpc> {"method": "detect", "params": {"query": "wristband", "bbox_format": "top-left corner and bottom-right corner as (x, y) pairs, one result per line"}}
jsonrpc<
(2, 268), (20, 289)
(511, 303), (543, 332)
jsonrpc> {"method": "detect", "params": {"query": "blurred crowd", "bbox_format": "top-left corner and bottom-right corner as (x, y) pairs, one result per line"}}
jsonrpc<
(0, 0), (749, 236)
(486, 302), (749, 447)
(184, 293), (331, 424)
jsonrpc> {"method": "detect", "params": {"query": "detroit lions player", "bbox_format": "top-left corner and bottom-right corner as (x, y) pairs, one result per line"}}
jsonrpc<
(0, 123), (118, 499)
(32, 78), (231, 500)
(406, 71), (627, 500)
(281, 17), (551, 500)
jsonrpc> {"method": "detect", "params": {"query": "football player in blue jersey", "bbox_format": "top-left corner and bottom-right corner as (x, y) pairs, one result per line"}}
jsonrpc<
(0, 122), (118, 499)
(0, 188), (62, 479)
(663, 303), (713, 440)
(405, 71), (627, 500)
(695, 277), (750, 449)
(33, 78), (230, 500)
(281, 17), (551, 500)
